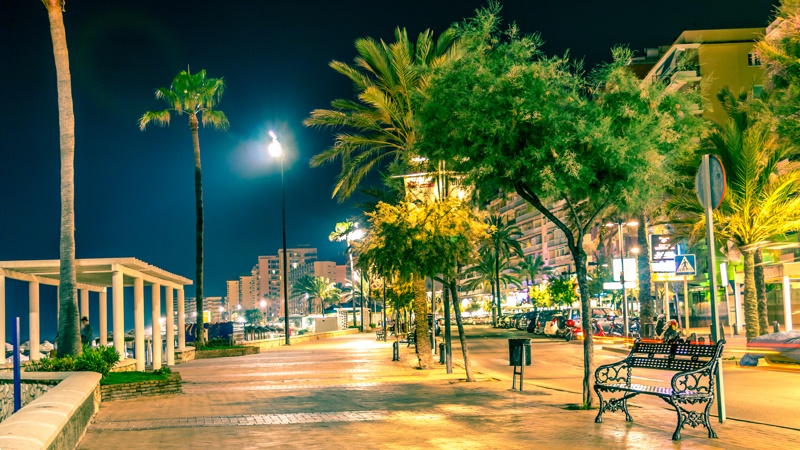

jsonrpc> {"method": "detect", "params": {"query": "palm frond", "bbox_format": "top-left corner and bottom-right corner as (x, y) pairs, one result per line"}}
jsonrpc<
(200, 109), (230, 130)
(138, 110), (171, 130)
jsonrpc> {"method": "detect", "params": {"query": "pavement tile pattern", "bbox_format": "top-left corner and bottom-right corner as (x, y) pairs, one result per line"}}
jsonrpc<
(79, 334), (800, 450)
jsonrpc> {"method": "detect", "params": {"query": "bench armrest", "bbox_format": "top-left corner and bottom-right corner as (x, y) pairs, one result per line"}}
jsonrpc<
(594, 359), (630, 385)
(670, 366), (714, 396)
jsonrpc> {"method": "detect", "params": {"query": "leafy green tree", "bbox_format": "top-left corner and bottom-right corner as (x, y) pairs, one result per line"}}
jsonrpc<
(140, 69), (229, 348)
(548, 274), (577, 307)
(357, 198), (487, 374)
(244, 308), (263, 326)
(483, 215), (524, 326)
(590, 46), (707, 336)
(306, 27), (459, 200)
(528, 286), (551, 308)
(41, 0), (80, 357)
(463, 248), (519, 321)
(668, 90), (800, 341)
(329, 220), (361, 326)
(292, 275), (341, 314)
(415, 5), (675, 407)
(757, 0), (800, 145)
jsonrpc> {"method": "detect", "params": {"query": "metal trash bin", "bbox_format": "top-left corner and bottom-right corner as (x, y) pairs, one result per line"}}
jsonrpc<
(508, 338), (531, 366)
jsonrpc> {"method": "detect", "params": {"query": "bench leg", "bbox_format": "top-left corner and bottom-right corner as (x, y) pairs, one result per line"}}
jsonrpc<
(594, 387), (605, 423)
(668, 399), (685, 441)
(704, 398), (717, 439)
(621, 398), (633, 422)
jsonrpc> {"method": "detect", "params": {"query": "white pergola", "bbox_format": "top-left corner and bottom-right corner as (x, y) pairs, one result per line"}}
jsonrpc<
(0, 258), (192, 371)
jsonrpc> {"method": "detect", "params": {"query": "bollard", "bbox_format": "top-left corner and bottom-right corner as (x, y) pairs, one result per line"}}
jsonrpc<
(439, 343), (446, 364)
(774, 321), (780, 333)
(392, 341), (400, 361)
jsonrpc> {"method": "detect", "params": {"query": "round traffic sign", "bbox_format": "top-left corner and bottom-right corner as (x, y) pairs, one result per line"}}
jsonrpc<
(696, 155), (726, 210)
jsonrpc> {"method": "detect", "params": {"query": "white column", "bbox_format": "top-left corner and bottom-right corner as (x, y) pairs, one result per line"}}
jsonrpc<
(177, 288), (185, 350)
(783, 276), (793, 332)
(99, 290), (108, 346)
(733, 281), (744, 334)
(165, 286), (175, 365)
(134, 277), (145, 371)
(151, 283), (162, 370)
(0, 274), (5, 350)
(112, 271), (125, 360)
(29, 281), (40, 361)
(80, 289), (89, 321)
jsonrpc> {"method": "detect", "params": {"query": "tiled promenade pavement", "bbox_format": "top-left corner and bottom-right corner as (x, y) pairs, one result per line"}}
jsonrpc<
(80, 334), (800, 449)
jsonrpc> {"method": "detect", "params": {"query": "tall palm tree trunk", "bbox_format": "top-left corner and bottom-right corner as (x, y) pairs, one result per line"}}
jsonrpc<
(413, 275), (432, 369)
(190, 114), (205, 348)
(495, 250), (501, 326)
(754, 249), (769, 335)
(743, 250), (759, 342)
(490, 281), (497, 326)
(637, 212), (654, 337)
(450, 280), (474, 381)
(45, 0), (80, 357)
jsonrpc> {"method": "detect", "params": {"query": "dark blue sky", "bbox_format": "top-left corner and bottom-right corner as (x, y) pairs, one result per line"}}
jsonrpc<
(0, 0), (776, 342)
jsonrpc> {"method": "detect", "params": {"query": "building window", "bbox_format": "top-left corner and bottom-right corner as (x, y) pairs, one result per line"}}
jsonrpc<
(748, 52), (761, 67)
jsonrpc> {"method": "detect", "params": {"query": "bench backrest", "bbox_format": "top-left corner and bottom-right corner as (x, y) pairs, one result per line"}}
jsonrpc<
(628, 339), (725, 372)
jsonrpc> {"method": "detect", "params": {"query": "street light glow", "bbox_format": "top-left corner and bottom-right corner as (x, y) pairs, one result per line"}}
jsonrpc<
(268, 131), (283, 157)
(260, 299), (267, 308)
(627, 220), (639, 227)
(631, 247), (640, 254)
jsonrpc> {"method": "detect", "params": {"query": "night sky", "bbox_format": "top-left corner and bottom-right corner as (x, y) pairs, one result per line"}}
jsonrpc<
(0, 0), (776, 342)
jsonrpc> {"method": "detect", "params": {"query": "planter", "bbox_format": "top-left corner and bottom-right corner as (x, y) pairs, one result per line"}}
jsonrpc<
(100, 372), (182, 402)
(195, 346), (259, 359)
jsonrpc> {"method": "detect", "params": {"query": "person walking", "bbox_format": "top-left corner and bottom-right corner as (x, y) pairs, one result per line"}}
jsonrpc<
(80, 316), (93, 347)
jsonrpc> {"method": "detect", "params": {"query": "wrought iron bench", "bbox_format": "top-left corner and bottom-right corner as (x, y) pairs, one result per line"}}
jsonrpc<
(593, 338), (725, 441)
(399, 330), (416, 348)
(375, 329), (385, 341)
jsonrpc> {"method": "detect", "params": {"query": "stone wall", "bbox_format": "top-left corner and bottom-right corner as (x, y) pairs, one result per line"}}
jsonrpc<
(239, 328), (360, 351)
(0, 378), (60, 423)
(0, 372), (101, 450)
(195, 346), (259, 359)
(175, 347), (196, 363)
(100, 372), (182, 402)
(109, 358), (137, 373)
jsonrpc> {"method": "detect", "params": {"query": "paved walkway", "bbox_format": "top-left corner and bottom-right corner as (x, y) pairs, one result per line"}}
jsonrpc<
(79, 334), (800, 449)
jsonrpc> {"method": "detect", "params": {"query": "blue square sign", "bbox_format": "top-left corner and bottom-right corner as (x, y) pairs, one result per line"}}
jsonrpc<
(675, 254), (696, 276)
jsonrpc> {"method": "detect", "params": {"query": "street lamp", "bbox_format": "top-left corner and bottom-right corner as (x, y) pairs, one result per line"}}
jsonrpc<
(268, 130), (290, 345)
(606, 219), (639, 338)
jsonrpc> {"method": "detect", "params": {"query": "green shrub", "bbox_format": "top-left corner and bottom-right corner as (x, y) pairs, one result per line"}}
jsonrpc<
(205, 338), (232, 348)
(28, 346), (120, 377)
(154, 366), (172, 376)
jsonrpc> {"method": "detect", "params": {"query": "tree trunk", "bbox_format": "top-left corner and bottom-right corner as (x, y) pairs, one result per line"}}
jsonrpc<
(742, 250), (760, 342)
(413, 275), (432, 369)
(443, 278), (453, 374)
(754, 249), (769, 335)
(495, 250), (501, 327)
(46, 0), (80, 358)
(637, 212), (654, 337)
(489, 282), (497, 327)
(190, 114), (205, 348)
(574, 248), (594, 408)
(451, 281), (474, 381)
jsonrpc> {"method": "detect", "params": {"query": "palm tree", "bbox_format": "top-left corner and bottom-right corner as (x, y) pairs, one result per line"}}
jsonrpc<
(669, 90), (800, 341)
(305, 27), (459, 201)
(463, 248), (520, 323)
(139, 69), (229, 348)
(43, 0), (80, 357)
(516, 255), (552, 291)
(330, 220), (362, 326)
(292, 275), (341, 315)
(483, 214), (524, 326)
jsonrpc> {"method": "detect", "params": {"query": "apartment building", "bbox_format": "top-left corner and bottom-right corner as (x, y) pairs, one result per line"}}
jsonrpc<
(226, 280), (240, 312)
(180, 296), (226, 323)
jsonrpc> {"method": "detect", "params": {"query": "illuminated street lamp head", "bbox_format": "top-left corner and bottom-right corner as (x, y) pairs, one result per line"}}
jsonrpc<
(260, 299), (267, 308)
(631, 247), (640, 254)
(268, 130), (283, 158)
(349, 228), (365, 241)
(605, 222), (616, 228)
(627, 220), (639, 227)
(237, 304), (241, 310)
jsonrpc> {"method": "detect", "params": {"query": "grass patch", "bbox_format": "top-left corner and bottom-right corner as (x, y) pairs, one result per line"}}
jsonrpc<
(101, 371), (169, 386)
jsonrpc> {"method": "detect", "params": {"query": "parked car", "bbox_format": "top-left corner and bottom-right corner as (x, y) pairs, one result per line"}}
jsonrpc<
(530, 310), (558, 334)
(517, 311), (537, 330)
(545, 308), (581, 338)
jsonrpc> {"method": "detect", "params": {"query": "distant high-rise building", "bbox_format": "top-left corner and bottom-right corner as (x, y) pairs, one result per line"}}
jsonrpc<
(227, 280), (240, 311)
(180, 296), (226, 323)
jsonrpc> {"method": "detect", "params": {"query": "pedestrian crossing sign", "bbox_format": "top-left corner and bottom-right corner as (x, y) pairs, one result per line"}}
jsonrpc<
(675, 254), (696, 276)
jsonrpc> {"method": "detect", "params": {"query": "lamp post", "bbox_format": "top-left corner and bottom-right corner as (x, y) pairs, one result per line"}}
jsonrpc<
(268, 131), (290, 345)
(606, 219), (639, 339)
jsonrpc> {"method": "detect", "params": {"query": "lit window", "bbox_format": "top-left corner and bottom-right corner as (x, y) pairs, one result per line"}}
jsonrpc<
(748, 52), (761, 66)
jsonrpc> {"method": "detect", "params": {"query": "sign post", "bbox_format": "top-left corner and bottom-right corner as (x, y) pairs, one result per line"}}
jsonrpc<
(696, 154), (726, 423)
(13, 317), (21, 413)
